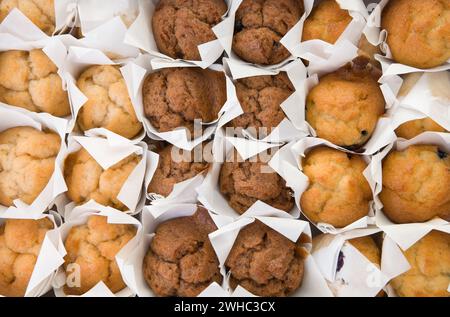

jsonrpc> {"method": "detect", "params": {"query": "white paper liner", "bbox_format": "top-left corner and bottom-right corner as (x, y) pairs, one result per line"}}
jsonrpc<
(369, 132), (450, 250)
(52, 201), (143, 297)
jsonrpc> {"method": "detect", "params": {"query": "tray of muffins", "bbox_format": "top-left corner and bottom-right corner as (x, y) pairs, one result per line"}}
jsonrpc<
(0, 0), (448, 298)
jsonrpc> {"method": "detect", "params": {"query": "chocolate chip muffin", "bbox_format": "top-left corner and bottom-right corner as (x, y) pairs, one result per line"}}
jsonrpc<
(391, 230), (450, 297)
(219, 149), (294, 214)
(233, 0), (304, 65)
(63, 215), (136, 295)
(229, 73), (294, 136)
(0, 126), (61, 207)
(143, 67), (226, 134)
(0, 50), (70, 117)
(152, 0), (227, 60)
(64, 148), (140, 211)
(395, 118), (447, 139)
(76, 65), (142, 139)
(306, 57), (385, 149)
(225, 220), (306, 297)
(147, 143), (210, 197)
(0, 218), (53, 297)
(0, 0), (55, 35)
(143, 207), (222, 297)
(302, 0), (352, 44)
(382, 0), (450, 69)
(380, 145), (450, 224)
(300, 147), (372, 228)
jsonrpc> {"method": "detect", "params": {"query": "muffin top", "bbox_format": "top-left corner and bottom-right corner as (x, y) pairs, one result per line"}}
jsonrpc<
(0, 50), (70, 117)
(143, 207), (222, 297)
(348, 236), (381, 266)
(63, 215), (136, 295)
(233, 0), (304, 65)
(0, 218), (54, 297)
(152, 0), (227, 60)
(300, 147), (372, 228)
(225, 220), (306, 297)
(380, 145), (450, 224)
(395, 118), (447, 139)
(0, 126), (61, 206)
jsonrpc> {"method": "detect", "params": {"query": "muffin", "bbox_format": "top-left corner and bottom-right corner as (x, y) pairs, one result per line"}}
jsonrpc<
(143, 67), (226, 134)
(382, 0), (450, 69)
(63, 215), (136, 295)
(143, 207), (222, 297)
(152, 0), (227, 60)
(0, 0), (55, 35)
(306, 57), (385, 149)
(229, 73), (294, 136)
(380, 145), (450, 223)
(395, 118), (447, 139)
(225, 220), (307, 297)
(391, 230), (450, 297)
(219, 149), (294, 214)
(302, 0), (352, 44)
(147, 143), (210, 197)
(233, 0), (304, 65)
(64, 148), (140, 211)
(76, 65), (142, 139)
(0, 50), (70, 117)
(300, 147), (372, 228)
(0, 126), (61, 206)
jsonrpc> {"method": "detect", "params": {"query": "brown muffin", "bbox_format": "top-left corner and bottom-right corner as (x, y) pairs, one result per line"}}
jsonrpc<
(143, 207), (222, 297)
(152, 0), (227, 60)
(0, 126), (61, 206)
(76, 65), (143, 139)
(0, 50), (70, 117)
(233, 0), (304, 65)
(143, 67), (226, 133)
(0, 218), (53, 297)
(300, 147), (372, 228)
(380, 145), (450, 224)
(147, 143), (210, 197)
(395, 118), (447, 139)
(229, 73), (294, 136)
(64, 148), (140, 211)
(302, 0), (352, 44)
(391, 230), (450, 297)
(225, 220), (306, 297)
(0, 0), (55, 35)
(219, 149), (294, 215)
(63, 215), (136, 295)
(381, 0), (450, 69)
(306, 57), (385, 149)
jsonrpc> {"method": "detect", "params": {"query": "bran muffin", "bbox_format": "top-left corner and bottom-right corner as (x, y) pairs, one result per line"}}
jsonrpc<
(300, 147), (372, 228)
(152, 0), (227, 60)
(395, 118), (447, 139)
(0, 50), (70, 117)
(143, 207), (222, 297)
(63, 215), (136, 295)
(233, 0), (304, 65)
(380, 145), (450, 223)
(0, 126), (61, 206)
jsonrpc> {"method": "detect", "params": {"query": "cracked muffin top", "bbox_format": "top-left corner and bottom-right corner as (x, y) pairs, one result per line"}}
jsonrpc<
(233, 0), (304, 65)
(0, 50), (70, 117)
(380, 145), (450, 224)
(152, 0), (227, 60)
(391, 230), (450, 297)
(225, 220), (307, 297)
(381, 0), (450, 69)
(0, 0), (55, 35)
(143, 207), (222, 297)
(0, 126), (61, 207)
(0, 217), (53, 297)
(395, 118), (447, 139)
(143, 67), (226, 134)
(300, 147), (372, 228)
(64, 148), (140, 211)
(76, 65), (143, 139)
(63, 215), (136, 295)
